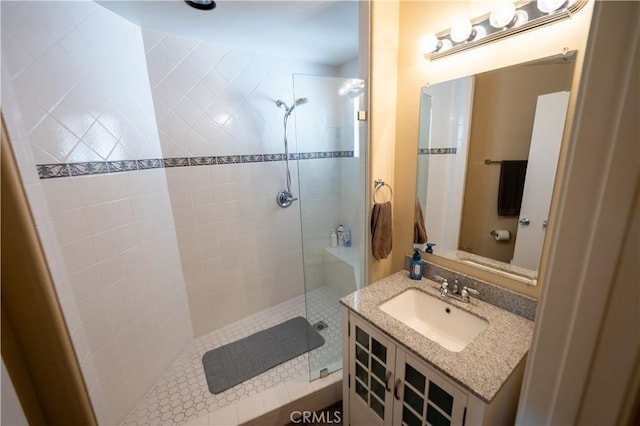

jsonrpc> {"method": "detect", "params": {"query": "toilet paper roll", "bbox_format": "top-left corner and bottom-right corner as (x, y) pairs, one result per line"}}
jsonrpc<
(493, 230), (510, 241)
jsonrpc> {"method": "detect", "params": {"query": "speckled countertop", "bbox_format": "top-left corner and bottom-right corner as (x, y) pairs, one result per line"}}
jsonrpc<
(339, 271), (535, 403)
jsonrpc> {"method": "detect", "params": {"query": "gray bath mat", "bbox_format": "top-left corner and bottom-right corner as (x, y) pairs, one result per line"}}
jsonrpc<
(202, 316), (325, 394)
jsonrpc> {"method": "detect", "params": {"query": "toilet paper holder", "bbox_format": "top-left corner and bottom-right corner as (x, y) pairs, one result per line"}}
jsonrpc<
(490, 230), (510, 241)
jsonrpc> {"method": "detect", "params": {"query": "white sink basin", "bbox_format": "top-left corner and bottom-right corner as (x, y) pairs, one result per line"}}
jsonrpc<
(378, 288), (489, 352)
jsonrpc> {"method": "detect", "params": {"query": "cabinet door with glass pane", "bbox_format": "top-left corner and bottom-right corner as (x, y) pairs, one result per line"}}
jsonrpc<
(349, 316), (397, 426)
(393, 350), (468, 426)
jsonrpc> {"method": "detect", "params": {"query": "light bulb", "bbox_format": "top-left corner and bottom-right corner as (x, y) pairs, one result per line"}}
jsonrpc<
(513, 10), (529, 27)
(420, 33), (441, 55)
(490, 1), (516, 28)
(473, 25), (487, 40)
(537, 0), (567, 13)
(450, 19), (474, 43)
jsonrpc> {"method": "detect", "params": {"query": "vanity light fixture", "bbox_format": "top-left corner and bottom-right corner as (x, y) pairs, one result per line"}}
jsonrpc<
(422, 0), (586, 60)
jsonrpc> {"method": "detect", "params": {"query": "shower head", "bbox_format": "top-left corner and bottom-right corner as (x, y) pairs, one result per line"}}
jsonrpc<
(275, 98), (309, 117)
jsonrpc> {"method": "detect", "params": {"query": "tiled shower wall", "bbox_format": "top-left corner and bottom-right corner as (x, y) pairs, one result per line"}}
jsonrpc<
(140, 29), (354, 335)
(1, 1), (193, 424)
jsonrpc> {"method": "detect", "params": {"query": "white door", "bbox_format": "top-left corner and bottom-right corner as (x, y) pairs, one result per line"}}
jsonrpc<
(512, 91), (570, 270)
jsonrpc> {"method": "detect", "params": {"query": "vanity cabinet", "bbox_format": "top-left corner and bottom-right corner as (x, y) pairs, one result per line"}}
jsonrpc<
(347, 314), (468, 426)
(343, 309), (526, 426)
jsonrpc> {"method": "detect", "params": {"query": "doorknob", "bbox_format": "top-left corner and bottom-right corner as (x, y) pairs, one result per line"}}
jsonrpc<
(519, 217), (530, 226)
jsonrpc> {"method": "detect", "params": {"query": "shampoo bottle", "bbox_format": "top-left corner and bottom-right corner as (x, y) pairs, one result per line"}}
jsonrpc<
(409, 248), (424, 280)
(343, 226), (351, 247)
(330, 230), (338, 247)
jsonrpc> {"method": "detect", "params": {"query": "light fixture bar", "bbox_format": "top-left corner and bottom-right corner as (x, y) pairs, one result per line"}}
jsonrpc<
(425, 0), (587, 60)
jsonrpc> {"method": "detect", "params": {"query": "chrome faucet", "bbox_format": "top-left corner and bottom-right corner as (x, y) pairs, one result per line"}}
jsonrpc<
(433, 276), (479, 303)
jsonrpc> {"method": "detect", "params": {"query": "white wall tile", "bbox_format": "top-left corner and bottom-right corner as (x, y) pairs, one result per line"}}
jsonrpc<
(52, 208), (89, 245)
(69, 266), (103, 301)
(61, 238), (96, 274)
(77, 290), (109, 327)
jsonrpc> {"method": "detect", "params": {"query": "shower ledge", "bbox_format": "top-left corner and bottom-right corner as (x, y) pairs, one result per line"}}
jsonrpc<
(324, 246), (360, 286)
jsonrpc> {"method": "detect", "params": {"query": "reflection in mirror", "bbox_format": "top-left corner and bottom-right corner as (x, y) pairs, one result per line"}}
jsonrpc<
(415, 53), (576, 285)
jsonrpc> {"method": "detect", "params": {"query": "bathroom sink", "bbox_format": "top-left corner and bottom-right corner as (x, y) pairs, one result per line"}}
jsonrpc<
(378, 289), (488, 352)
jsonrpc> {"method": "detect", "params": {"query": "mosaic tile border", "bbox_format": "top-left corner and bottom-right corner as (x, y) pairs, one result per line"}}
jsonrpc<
(418, 147), (457, 155)
(36, 150), (354, 179)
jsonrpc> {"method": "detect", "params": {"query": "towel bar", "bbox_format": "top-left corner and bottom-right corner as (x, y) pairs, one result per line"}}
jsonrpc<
(373, 179), (393, 204)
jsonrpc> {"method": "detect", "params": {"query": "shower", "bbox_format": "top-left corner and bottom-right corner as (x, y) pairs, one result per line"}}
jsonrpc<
(275, 97), (309, 208)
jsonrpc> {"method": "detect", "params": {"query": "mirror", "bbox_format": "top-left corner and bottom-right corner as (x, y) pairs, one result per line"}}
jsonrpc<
(415, 53), (576, 285)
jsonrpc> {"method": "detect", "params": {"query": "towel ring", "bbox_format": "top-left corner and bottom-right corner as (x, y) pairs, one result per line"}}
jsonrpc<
(373, 179), (393, 204)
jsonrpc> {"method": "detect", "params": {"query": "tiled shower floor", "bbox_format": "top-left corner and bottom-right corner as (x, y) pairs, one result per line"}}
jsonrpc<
(122, 286), (342, 425)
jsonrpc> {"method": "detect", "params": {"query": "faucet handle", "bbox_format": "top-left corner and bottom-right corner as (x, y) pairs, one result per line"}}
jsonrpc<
(433, 275), (448, 288)
(461, 286), (479, 301)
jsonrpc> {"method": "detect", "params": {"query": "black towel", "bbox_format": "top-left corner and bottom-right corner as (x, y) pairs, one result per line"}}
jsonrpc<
(497, 160), (528, 216)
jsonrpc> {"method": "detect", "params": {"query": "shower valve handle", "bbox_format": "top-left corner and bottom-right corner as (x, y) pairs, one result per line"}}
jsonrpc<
(276, 190), (297, 208)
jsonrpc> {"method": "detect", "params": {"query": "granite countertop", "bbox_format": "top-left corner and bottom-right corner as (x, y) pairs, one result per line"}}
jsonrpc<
(339, 271), (535, 403)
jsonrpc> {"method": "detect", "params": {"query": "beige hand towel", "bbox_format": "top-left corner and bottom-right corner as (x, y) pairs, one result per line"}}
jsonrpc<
(371, 201), (392, 260)
(414, 199), (428, 244)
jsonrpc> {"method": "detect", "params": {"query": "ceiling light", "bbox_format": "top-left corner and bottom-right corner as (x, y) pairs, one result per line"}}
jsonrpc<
(185, 0), (216, 11)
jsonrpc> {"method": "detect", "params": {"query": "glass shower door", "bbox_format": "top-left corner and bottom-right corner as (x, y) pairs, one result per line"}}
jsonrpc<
(292, 74), (367, 380)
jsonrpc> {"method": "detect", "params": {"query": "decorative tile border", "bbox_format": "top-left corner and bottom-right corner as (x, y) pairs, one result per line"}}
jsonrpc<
(418, 147), (457, 155)
(137, 159), (163, 170)
(68, 161), (110, 176)
(36, 163), (70, 179)
(36, 150), (354, 179)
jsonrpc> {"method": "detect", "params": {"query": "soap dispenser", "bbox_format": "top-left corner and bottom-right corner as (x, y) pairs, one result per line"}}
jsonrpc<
(409, 248), (424, 280)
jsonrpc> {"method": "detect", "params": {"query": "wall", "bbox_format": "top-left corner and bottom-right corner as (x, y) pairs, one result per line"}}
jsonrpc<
(1, 2), (192, 423)
(460, 60), (574, 263)
(391, 0), (595, 298)
(140, 28), (354, 335)
(369, 0), (400, 283)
